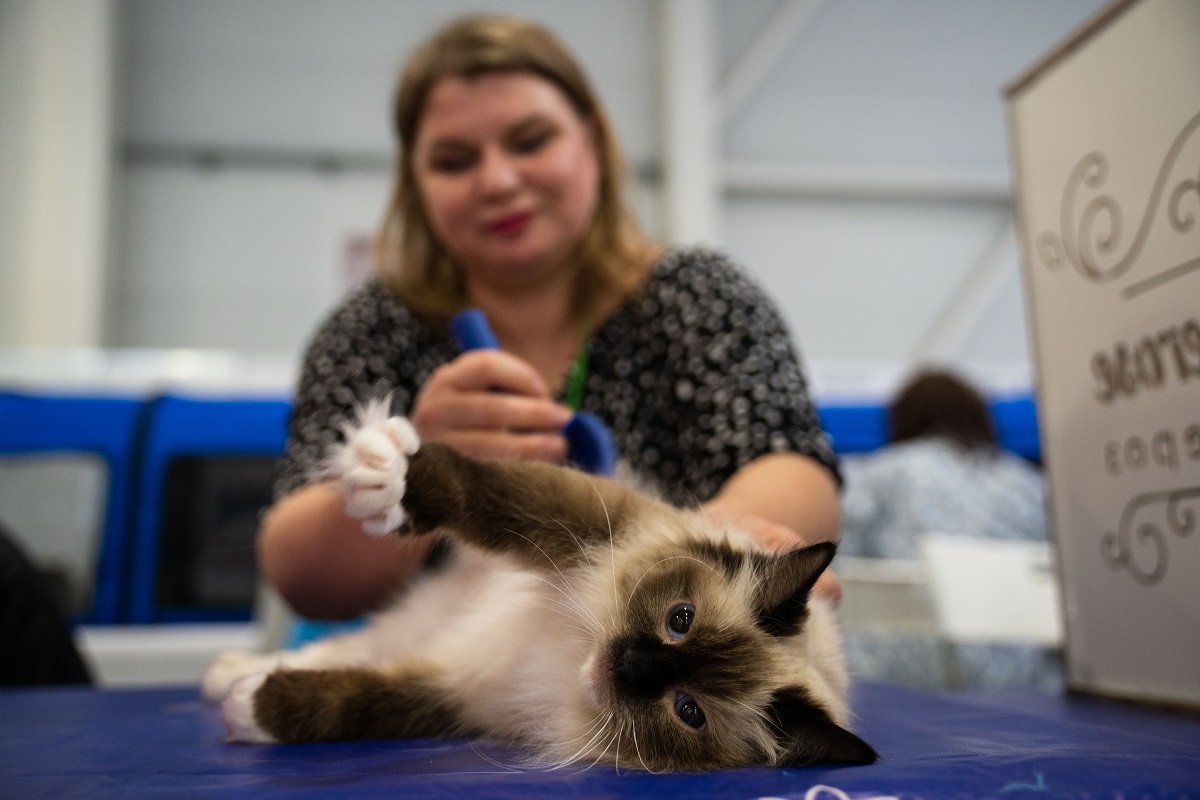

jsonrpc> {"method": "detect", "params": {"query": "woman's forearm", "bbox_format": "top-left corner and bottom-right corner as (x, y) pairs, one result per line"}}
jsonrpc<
(257, 480), (436, 620)
(702, 452), (843, 603)
(702, 452), (841, 546)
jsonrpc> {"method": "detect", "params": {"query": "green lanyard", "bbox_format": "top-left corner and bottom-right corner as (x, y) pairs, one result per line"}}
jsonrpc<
(563, 310), (592, 412)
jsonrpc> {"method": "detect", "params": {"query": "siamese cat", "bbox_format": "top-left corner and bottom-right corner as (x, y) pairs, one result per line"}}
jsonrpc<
(204, 401), (876, 771)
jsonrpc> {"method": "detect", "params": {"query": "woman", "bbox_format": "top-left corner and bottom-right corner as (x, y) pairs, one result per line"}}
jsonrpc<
(260, 15), (841, 620)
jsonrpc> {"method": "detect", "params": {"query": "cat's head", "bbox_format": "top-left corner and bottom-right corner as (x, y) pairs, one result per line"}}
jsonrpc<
(578, 535), (877, 771)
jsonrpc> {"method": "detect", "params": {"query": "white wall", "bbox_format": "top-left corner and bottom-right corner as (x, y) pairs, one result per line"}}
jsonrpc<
(711, 0), (1106, 370)
(0, 0), (116, 347)
(9, 0), (1110, 378)
(106, 0), (662, 355)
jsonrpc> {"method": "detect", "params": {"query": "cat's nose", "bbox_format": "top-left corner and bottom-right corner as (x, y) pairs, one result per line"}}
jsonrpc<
(611, 639), (677, 697)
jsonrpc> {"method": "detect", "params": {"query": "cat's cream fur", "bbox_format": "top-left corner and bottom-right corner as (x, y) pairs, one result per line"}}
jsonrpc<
(204, 401), (875, 771)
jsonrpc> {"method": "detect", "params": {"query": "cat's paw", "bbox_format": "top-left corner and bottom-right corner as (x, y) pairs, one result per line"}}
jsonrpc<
(220, 673), (278, 744)
(329, 399), (420, 535)
(203, 650), (280, 702)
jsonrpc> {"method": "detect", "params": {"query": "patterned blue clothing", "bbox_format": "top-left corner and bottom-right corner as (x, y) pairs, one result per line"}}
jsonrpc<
(837, 437), (1059, 692)
(839, 437), (1047, 559)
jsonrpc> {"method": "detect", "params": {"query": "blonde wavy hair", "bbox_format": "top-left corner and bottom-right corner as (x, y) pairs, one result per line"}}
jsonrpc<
(374, 15), (655, 325)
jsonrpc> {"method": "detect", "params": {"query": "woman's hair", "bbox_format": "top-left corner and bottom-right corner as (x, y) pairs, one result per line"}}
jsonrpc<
(888, 369), (997, 452)
(374, 14), (654, 324)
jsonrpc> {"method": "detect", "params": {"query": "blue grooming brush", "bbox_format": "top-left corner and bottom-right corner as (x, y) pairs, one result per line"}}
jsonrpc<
(450, 308), (618, 476)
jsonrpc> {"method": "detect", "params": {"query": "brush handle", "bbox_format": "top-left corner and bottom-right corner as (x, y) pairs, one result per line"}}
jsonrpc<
(449, 308), (617, 476)
(448, 308), (500, 351)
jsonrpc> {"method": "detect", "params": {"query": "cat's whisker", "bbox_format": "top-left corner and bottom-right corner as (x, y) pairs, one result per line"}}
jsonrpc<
(518, 572), (606, 636)
(580, 727), (620, 773)
(527, 572), (606, 636)
(550, 516), (593, 568)
(501, 526), (573, 583)
(546, 711), (614, 772)
(564, 724), (614, 777)
(601, 729), (623, 772)
(501, 527), (610, 632)
(463, 738), (524, 773)
(631, 721), (660, 774)
(613, 727), (624, 776)
(584, 482), (620, 622)
(522, 600), (599, 640)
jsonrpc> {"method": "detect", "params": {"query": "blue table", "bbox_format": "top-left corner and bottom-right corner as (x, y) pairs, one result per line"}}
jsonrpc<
(1, 682), (1196, 798)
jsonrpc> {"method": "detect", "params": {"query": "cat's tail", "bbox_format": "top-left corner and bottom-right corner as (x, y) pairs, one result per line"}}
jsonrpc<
(326, 397), (420, 535)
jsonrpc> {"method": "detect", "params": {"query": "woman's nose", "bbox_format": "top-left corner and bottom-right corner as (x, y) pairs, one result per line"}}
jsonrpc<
(477, 147), (520, 196)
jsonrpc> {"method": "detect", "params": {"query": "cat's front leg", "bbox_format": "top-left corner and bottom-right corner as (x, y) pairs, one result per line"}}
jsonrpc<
(333, 401), (642, 571)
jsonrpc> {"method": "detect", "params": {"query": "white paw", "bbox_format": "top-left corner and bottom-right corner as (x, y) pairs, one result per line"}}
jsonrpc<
(329, 399), (420, 536)
(203, 650), (280, 702)
(220, 673), (278, 744)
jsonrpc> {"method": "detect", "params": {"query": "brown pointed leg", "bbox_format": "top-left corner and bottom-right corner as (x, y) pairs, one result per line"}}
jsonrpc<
(400, 443), (643, 571)
(253, 666), (477, 743)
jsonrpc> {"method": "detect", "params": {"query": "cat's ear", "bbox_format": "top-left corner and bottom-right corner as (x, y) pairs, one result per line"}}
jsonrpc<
(765, 686), (878, 767)
(752, 541), (836, 636)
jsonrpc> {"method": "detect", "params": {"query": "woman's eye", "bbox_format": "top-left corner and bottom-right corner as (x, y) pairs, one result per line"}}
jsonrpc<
(674, 692), (707, 730)
(666, 603), (694, 639)
(511, 129), (553, 154)
(428, 151), (476, 173)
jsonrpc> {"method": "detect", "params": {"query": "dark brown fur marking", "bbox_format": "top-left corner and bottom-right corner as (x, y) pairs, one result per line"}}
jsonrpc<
(403, 444), (639, 569)
(253, 667), (476, 743)
(684, 539), (746, 579)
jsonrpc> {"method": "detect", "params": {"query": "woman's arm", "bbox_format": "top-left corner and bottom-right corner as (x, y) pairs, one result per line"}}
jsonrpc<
(701, 451), (841, 546)
(257, 481), (436, 620)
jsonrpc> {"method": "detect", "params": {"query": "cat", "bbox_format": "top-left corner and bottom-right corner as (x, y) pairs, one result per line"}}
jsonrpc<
(203, 401), (877, 772)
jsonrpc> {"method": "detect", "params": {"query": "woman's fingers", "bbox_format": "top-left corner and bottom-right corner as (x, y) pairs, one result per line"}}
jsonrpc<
(441, 350), (552, 397)
(410, 349), (572, 462)
(438, 391), (572, 432)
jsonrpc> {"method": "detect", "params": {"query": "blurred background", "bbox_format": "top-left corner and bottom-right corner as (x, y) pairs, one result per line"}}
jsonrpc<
(0, 0), (1105, 687)
(3, 0), (1108, 366)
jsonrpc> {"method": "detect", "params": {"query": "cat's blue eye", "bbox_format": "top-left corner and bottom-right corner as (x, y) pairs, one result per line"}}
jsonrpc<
(666, 603), (695, 640)
(674, 692), (707, 730)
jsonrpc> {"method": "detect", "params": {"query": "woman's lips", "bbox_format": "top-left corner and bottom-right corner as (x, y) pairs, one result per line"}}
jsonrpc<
(488, 211), (534, 236)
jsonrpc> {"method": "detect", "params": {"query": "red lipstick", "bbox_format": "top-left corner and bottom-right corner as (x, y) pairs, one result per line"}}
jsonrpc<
(489, 211), (534, 236)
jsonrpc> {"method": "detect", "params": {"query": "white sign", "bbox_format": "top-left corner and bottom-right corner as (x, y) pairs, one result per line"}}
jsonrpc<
(1006, 0), (1200, 707)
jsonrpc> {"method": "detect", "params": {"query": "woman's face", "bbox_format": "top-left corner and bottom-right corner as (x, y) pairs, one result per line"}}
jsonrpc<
(411, 71), (602, 294)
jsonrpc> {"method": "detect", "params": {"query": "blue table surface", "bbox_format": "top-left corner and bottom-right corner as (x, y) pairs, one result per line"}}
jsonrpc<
(1, 681), (1197, 799)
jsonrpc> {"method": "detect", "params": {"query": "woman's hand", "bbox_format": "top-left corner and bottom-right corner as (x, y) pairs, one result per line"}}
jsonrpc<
(411, 349), (572, 462)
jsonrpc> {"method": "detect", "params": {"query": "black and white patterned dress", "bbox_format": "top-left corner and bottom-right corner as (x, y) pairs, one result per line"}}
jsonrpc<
(276, 248), (838, 507)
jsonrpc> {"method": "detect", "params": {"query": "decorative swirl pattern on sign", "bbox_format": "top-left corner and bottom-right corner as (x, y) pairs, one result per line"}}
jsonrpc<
(1101, 485), (1199, 585)
(1037, 110), (1200, 289)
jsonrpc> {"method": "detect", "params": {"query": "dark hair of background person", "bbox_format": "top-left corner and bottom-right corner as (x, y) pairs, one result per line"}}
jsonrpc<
(887, 369), (998, 453)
